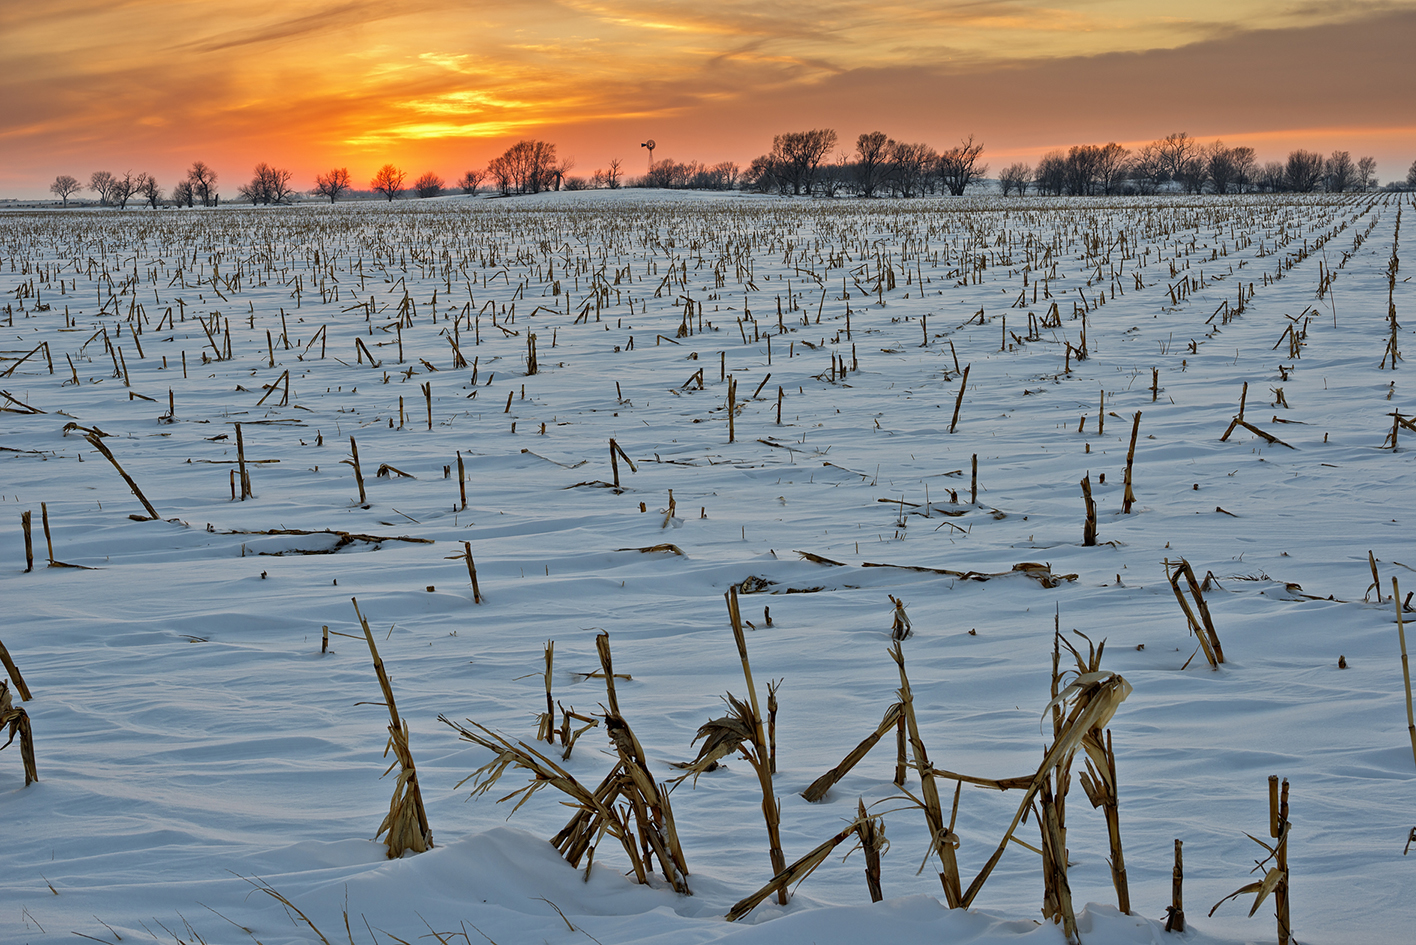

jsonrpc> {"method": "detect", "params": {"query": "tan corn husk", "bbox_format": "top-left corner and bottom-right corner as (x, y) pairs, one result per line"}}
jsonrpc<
(0, 681), (38, 785)
(960, 668), (1132, 909)
(353, 599), (433, 858)
(726, 804), (882, 921)
(801, 702), (904, 802)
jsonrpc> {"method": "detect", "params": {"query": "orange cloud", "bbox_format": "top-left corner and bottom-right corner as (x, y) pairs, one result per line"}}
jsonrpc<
(0, 1), (1412, 196)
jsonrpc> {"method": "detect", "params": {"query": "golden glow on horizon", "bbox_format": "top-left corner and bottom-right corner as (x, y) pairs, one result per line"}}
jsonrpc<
(0, 1), (1413, 194)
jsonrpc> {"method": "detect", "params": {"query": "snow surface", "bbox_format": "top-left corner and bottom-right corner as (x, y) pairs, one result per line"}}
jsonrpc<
(2, 190), (1414, 944)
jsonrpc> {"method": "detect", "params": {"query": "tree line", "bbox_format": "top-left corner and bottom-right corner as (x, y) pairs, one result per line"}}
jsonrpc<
(46, 135), (1416, 208)
(1002, 133), (1389, 196)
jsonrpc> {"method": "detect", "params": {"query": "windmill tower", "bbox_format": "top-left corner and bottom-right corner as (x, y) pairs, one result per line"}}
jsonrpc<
(640, 139), (656, 171)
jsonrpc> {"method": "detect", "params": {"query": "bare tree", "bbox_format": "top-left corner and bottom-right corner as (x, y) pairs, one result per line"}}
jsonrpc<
(1357, 156), (1378, 192)
(745, 153), (789, 194)
(1206, 142), (1239, 195)
(551, 157), (576, 191)
(1407, 159), (1416, 191)
(1130, 143), (1166, 193)
(1176, 155), (1208, 194)
(487, 140), (558, 194)
(937, 135), (987, 196)
(816, 153), (850, 198)
(267, 166), (296, 203)
(1285, 149), (1325, 192)
(457, 169), (484, 195)
(1230, 146), (1257, 193)
(371, 164), (406, 201)
(1035, 151), (1067, 195)
(139, 175), (162, 209)
(1095, 143), (1130, 195)
(770, 129), (838, 195)
(50, 175), (81, 207)
(414, 172), (444, 198)
(887, 141), (936, 197)
(854, 131), (891, 197)
(90, 171), (116, 205)
(1257, 161), (1287, 192)
(1155, 132), (1200, 189)
(1324, 150), (1354, 193)
(1063, 144), (1102, 196)
(109, 171), (142, 209)
(711, 161), (739, 189)
(172, 179), (195, 207)
(998, 163), (1031, 196)
(238, 164), (295, 205)
(605, 158), (622, 190)
(487, 156), (512, 194)
(314, 168), (352, 203)
(187, 162), (218, 207)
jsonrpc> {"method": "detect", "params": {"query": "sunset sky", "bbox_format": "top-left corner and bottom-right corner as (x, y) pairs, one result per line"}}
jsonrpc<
(2, 1), (1413, 198)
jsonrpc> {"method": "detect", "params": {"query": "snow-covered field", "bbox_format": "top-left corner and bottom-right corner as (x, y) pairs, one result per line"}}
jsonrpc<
(2, 190), (1413, 945)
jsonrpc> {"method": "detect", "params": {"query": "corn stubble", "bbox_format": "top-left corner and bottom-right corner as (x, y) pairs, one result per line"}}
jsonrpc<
(352, 598), (434, 858)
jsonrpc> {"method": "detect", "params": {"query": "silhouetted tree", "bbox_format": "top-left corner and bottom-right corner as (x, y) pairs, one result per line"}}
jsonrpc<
(89, 171), (116, 205)
(745, 154), (789, 194)
(937, 136), (987, 195)
(887, 141), (936, 197)
(1155, 133), (1199, 188)
(1063, 145), (1102, 196)
(816, 154), (850, 197)
(768, 129), (837, 195)
(1205, 142), (1240, 194)
(1406, 159), (1416, 190)
(855, 131), (891, 197)
(50, 175), (81, 206)
(371, 164), (406, 201)
(187, 162), (218, 207)
(1095, 143), (1131, 195)
(998, 163), (1031, 196)
(487, 140), (557, 194)
(1035, 151), (1067, 195)
(1324, 151), (1354, 193)
(1175, 154), (1207, 194)
(314, 168), (352, 203)
(605, 158), (622, 190)
(172, 180), (195, 207)
(1230, 146), (1257, 193)
(1257, 161), (1287, 192)
(1357, 156), (1377, 192)
(414, 172), (444, 198)
(458, 169), (484, 194)
(240, 164), (295, 205)
(1285, 150), (1324, 192)
(1130, 143), (1166, 193)
(238, 164), (295, 205)
(109, 171), (142, 209)
(139, 175), (162, 209)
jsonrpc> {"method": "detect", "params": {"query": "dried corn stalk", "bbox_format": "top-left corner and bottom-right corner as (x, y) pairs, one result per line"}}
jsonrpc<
(1057, 631), (1131, 914)
(1167, 558), (1225, 667)
(442, 633), (690, 894)
(0, 680), (38, 786)
(725, 588), (789, 902)
(801, 702), (904, 802)
(726, 803), (885, 921)
(959, 664), (1132, 932)
(890, 642), (964, 906)
(1209, 776), (1292, 944)
(353, 598), (433, 858)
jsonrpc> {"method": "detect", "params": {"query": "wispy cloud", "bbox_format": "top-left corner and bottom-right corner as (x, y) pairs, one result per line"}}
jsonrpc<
(0, 0), (1411, 195)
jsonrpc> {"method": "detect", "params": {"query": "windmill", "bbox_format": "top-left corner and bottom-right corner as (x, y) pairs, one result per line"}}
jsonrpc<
(640, 139), (656, 170)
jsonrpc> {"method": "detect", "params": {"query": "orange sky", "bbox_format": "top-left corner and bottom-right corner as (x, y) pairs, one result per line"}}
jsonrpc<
(2, 1), (1413, 198)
